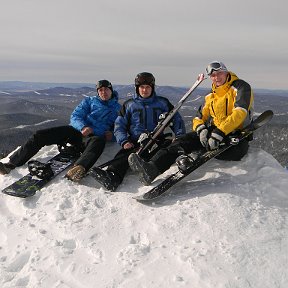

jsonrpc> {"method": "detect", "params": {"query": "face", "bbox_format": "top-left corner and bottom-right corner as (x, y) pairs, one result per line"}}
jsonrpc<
(209, 71), (229, 87)
(138, 85), (153, 98)
(98, 87), (112, 101)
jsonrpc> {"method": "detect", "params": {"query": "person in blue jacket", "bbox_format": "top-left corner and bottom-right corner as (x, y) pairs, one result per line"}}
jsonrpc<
(0, 80), (121, 181)
(90, 72), (186, 191)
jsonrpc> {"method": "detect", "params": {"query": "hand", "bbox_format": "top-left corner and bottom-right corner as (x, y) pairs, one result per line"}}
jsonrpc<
(207, 128), (225, 151)
(105, 131), (113, 141)
(198, 73), (205, 81)
(196, 124), (208, 147)
(81, 127), (93, 136)
(123, 142), (134, 150)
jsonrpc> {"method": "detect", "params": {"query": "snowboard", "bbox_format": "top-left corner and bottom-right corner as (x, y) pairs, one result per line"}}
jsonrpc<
(2, 153), (77, 198)
(134, 110), (274, 202)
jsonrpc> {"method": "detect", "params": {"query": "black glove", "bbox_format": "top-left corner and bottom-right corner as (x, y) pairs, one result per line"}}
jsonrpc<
(207, 128), (225, 151)
(196, 124), (209, 147)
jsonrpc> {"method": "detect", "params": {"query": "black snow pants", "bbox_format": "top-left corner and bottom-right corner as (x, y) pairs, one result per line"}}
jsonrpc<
(9, 125), (106, 171)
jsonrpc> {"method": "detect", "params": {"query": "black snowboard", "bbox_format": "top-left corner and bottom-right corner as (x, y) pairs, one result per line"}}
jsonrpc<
(2, 153), (77, 198)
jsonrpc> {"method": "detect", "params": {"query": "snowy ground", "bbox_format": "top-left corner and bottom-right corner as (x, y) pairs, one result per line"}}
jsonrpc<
(0, 144), (288, 288)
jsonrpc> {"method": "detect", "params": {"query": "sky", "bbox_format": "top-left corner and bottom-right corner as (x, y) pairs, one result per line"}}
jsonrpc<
(0, 0), (288, 90)
(0, 144), (288, 287)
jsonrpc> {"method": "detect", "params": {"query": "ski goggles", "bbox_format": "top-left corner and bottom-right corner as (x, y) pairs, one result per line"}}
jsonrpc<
(206, 62), (228, 76)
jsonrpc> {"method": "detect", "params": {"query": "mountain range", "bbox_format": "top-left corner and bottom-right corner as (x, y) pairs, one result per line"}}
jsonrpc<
(0, 82), (287, 166)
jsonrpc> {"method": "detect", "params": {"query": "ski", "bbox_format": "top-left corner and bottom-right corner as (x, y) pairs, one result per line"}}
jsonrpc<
(137, 74), (206, 156)
(2, 153), (78, 198)
(134, 110), (274, 202)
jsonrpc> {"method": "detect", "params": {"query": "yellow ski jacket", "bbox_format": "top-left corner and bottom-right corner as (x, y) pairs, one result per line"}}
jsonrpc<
(193, 72), (254, 135)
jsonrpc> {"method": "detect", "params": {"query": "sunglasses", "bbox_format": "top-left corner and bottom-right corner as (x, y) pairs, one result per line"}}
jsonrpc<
(206, 62), (226, 76)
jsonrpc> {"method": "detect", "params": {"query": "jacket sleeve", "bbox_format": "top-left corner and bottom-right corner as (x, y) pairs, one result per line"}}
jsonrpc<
(218, 80), (252, 134)
(171, 111), (186, 136)
(70, 98), (91, 132)
(193, 97), (211, 131)
(161, 97), (186, 137)
(114, 103), (130, 146)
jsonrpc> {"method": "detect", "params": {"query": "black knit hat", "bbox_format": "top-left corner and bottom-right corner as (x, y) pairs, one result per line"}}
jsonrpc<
(96, 80), (113, 92)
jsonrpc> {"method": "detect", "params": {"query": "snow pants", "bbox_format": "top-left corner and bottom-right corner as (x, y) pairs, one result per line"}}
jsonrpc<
(9, 125), (106, 171)
(107, 138), (172, 182)
(150, 131), (249, 173)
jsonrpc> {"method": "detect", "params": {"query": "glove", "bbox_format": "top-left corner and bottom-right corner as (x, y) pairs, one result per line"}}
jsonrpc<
(207, 128), (225, 151)
(196, 124), (209, 147)
(137, 132), (150, 146)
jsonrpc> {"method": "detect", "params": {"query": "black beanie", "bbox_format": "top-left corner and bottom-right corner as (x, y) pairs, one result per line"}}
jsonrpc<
(96, 80), (113, 93)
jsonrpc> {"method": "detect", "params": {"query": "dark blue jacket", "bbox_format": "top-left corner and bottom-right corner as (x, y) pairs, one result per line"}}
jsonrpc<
(114, 92), (186, 146)
(70, 91), (121, 138)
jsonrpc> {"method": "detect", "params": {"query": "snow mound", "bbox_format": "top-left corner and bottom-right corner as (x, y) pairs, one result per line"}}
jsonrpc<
(0, 145), (288, 288)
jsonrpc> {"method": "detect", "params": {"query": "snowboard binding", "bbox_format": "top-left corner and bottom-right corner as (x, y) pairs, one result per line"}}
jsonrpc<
(57, 143), (82, 158)
(176, 154), (196, 174)
(28, 160), (54, 180)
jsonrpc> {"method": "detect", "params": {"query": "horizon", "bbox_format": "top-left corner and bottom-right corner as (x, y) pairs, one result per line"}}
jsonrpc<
(1, 80), (288, 93)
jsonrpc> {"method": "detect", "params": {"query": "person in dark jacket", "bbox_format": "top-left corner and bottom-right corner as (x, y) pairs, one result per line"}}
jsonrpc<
(0, 80), (121, 181)
(128, 61), (254, 185)
(91, 72), (186, 191)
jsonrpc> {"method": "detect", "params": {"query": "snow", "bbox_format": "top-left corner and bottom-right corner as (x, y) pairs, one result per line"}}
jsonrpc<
(0, 144), (288, 288)
(13, 119), (58, 130)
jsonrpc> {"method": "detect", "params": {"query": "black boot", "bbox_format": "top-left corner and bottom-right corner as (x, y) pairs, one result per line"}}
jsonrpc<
(175, 154), (195, 174)
(90, 167), (122, 192)
(128, 153), (159, 185)
(0, 162), (16, 175)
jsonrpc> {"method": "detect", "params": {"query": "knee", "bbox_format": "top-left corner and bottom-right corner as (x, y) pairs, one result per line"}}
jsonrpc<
(167, 142), (185, 155)
(88, 136), (106, 147)
(30, 130), (47, 147)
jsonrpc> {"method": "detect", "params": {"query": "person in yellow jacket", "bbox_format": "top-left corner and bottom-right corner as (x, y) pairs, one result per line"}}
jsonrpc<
(128, 61), (255, 185)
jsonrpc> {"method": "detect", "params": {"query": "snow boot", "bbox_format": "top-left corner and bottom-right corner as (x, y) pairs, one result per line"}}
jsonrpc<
(90, 167), (122, 192)
(0, 162), (15, 175)
(175, 154), (195, 174)
(128, 153), (159, 185)
(65, 165), (86, 182)
(28, 160), (54, 179)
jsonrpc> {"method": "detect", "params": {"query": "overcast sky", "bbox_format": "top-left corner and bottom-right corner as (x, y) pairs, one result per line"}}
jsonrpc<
(0, 0), (287, 89)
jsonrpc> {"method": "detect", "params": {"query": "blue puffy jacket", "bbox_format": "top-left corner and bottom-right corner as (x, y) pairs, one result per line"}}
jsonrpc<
(114, 92), (186, 146)
(70, 91), (121, 138)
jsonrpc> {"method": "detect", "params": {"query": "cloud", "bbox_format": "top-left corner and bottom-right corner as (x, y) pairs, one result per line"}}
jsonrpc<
(0, 0), (287, 89)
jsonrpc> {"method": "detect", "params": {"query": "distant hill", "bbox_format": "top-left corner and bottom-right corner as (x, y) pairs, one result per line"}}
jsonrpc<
(0, 84), (287, 166)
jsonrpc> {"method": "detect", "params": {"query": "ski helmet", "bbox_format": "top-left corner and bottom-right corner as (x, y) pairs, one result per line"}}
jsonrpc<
(135, 72), (155, 96)
(135, 72), (155, 87)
